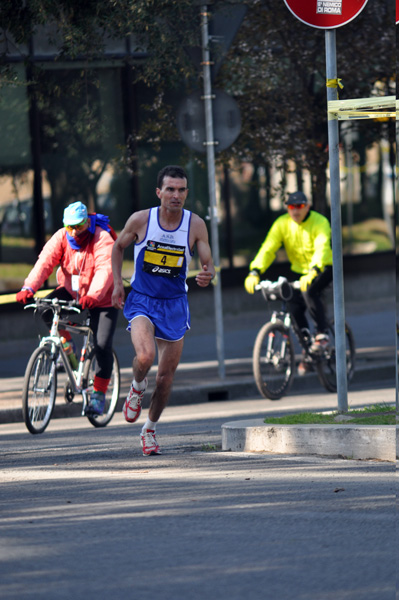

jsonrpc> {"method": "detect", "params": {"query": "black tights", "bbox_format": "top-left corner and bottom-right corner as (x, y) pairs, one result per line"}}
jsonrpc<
(286, 266), (333, 335)
(42, 288), (118, 379)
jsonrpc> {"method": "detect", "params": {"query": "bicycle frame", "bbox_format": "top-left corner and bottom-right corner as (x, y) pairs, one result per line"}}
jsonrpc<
(270, 307), (292, 329)
(258, 279), (312, 353)
(253, 277), (355, 398)
(22, 297), (121, 434)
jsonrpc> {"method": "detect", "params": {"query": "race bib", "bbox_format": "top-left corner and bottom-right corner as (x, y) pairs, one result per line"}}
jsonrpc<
(143, 241), (185, 278)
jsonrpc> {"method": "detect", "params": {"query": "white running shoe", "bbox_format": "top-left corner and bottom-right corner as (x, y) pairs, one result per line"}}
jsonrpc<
(310, 333), (330, 354)
(123, 378), (147, 423)
(141, 429), (162, 456)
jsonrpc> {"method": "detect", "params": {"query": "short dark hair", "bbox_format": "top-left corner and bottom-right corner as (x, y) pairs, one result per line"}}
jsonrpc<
(157, 165), (188, 189)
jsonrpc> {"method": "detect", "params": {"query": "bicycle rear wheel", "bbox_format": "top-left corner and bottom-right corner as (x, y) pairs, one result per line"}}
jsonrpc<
(315, 322), (356, 393)
(84, 349), (120, 427)
(22, 346), (57, 434)
(253, 320), (295, 400)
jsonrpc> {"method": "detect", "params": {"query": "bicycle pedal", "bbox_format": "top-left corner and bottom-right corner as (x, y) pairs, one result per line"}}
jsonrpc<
(64, 383), (75, 403)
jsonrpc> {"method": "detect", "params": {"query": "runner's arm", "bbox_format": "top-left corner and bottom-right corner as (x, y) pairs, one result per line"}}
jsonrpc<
(192, 215), (215, 287)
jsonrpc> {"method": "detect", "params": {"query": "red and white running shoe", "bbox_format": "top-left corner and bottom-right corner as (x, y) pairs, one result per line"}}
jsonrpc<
(123, 378), (147, 423)
(141, 429), (162, 456)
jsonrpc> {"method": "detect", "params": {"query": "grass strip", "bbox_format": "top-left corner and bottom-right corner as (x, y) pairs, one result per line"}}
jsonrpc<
(264, 403), (397, 426)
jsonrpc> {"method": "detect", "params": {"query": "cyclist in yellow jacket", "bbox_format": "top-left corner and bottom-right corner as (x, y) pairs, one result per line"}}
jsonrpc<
(244, 191), (333, 368)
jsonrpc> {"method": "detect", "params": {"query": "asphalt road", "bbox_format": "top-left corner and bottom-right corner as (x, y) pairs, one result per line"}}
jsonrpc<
(0, 389), (396, 600)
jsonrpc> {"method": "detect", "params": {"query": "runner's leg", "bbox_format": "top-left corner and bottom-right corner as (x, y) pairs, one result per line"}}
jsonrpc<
(147, 337), (184, 423)
(130, 316), (157, 382)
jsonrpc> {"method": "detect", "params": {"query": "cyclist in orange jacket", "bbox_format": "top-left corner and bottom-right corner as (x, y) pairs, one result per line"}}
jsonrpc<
(16, 201), (118, 415)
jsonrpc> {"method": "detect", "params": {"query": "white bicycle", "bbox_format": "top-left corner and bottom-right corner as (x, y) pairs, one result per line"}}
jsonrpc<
(22, 298), (120, 434)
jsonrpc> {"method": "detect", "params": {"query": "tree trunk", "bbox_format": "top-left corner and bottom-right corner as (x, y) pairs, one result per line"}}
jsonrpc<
(311, 168), (328, 216)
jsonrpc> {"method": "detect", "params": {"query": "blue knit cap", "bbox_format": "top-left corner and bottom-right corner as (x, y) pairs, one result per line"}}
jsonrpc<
(63, 202), (88, 226)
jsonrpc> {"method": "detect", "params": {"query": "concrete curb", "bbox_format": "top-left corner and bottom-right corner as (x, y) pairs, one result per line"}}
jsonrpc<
(221, 419), (398, 462)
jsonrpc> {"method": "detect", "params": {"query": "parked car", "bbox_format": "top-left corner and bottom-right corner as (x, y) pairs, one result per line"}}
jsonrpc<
(0, 198), (53, 237)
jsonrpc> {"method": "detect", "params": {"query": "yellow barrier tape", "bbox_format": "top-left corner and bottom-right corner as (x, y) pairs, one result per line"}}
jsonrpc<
(0, 288), (55, 305)
(326, 78), (344, 100)
(0, 293), (18, 305)
(341, 165), (368, 174)
(1, 266), (223, 305)
(187, 265), (221, 277)
(326, 78), (344, 90)
(187, 265), (221, 285)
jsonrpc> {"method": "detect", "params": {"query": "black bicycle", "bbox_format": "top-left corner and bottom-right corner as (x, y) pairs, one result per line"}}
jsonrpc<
(22, 298), (120, 434)
(253, 277), (356, 400)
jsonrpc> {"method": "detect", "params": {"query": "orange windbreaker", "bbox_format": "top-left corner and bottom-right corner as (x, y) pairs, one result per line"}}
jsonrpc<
(22, 223), (115, 307)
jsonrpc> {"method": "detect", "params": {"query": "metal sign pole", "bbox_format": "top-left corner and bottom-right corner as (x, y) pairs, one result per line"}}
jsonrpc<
(396, 119), (398, 412)
(201, 5), (225, 379)
(325, 29), (348, 412)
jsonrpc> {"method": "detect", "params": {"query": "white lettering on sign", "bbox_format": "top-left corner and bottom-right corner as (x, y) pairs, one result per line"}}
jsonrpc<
(317, 0), (342, 14)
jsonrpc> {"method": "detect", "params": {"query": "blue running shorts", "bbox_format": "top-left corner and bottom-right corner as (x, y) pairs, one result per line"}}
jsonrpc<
(123, 290), (191, 342)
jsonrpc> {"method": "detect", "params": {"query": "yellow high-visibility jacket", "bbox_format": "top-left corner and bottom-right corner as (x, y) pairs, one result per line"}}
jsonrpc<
(249, 211), (333, 276)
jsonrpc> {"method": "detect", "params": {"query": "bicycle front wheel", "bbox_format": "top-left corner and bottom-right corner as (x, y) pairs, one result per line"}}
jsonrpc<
(316, 322), (356, 393)
(84, 349), (120, 428)
(253, 321), (295, 400)
(22, 346), (57, 434)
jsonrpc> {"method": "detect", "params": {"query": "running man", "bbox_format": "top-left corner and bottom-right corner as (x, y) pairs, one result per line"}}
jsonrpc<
(111, 165), (215, 456)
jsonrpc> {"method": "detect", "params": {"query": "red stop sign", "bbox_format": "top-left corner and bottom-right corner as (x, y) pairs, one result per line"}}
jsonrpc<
(284, 0), (369, 29)
(397, 0), (399, 24)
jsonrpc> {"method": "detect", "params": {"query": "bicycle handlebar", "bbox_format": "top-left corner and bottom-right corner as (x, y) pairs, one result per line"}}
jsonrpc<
(255, 276), (300, 301)
(24, 297), (82, 314)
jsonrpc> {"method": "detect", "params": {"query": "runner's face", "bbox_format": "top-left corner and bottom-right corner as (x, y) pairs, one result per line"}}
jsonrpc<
(287, 203), (310, 223)
(156, 176), (188, 212)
